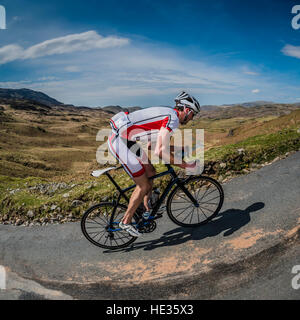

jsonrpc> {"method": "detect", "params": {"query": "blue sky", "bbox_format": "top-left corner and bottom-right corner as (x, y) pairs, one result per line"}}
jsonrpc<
(0, 0), (300, 107)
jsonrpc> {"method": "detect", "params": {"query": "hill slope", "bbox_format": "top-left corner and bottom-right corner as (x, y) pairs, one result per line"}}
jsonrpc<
(0, 88), (63, 107)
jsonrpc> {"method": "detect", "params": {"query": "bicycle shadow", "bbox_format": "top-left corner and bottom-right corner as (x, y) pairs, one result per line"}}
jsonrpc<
(103, 202), (265, 253)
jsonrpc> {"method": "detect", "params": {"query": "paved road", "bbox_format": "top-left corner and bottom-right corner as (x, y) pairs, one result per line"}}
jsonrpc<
(212, 241), (300, 300)
(0, 151), (300, 299)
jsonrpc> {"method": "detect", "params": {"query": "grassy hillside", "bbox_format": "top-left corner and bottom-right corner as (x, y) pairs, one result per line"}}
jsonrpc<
(0, 101), (109, 180)
(0, 98), (300, 225)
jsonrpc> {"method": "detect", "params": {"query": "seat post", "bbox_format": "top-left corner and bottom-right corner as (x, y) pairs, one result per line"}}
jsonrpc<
(105, 172), (124, 194)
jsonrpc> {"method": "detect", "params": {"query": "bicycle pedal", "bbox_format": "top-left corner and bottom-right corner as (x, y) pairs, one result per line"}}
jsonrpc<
(157, 205), (166, 213)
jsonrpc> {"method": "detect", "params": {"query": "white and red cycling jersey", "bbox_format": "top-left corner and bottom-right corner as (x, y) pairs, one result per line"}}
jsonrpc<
(108, 107), (179, 178)
(109, 107), (179, 141)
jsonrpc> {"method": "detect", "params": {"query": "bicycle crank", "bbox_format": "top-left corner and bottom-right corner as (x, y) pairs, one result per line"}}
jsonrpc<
(139, 220), (157, 233)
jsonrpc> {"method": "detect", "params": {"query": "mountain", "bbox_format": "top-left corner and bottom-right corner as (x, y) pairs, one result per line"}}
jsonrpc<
(200, 103), (300, 119)
(98, 105), (142, 114)
(99, 105), (123, 114)
(0, 88), (63, 107)
(201, 105), (221, 111)
(222, 101), (275, 108)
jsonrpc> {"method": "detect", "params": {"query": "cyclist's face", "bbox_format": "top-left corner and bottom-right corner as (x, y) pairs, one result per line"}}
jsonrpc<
(178, 107), (195, 124)
(189, 110), (195, 120)
(183, 108), (195, 124)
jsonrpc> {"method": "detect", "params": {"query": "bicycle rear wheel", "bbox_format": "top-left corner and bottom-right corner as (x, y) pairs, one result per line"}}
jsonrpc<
(167, 176), (224, 227)
(81, 202), (138, 250)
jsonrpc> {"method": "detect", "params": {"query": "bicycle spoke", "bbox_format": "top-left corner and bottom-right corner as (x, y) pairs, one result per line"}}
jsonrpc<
(192, 180), (206, 199)
(199, 205), (215, 213)
(111, 236), (119, 247)
(172, 200), (193, 204)
(175, 207), (190, 218)
(171, 202), (193, 211)
(200, 189), (218, 199)
(199, 206), (208, 219)
(117, 232), (132, 240)
(200, 201), (219, 205)
(94, 213), (108, 225)
(85, 225), (105, 230)
(95, 231), (106, 243)
(181, 206), (195, 223)
(172, 204), (193, 216)
(196, 207), (202, 223)
(103, 234), (109, 245)
(200, 195), (220, 204)
(86, 229), (103, 234)
(86, 217), (105, 226)
(198, 186), (215, 202)
(114, 233), (126, 244)
(189, 207), (195, 224)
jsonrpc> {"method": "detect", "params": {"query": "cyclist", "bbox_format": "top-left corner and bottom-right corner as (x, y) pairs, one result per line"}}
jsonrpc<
(107, 91), (201, 237)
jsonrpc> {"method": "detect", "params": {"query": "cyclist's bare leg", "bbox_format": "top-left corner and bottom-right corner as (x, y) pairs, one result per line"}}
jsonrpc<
(122, 173), (152, 224)
(143, 163), (156, 211)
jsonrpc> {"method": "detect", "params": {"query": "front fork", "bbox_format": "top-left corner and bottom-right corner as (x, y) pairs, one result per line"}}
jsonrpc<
(177, 177), (199, 207)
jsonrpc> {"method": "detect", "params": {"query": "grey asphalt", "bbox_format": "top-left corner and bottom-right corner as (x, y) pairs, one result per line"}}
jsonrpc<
(213, 242), (300, 300)
(0, 151), (300, 299)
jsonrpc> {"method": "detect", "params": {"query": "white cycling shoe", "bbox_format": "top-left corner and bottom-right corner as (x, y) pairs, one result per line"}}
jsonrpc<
(119, 221), (142, 237)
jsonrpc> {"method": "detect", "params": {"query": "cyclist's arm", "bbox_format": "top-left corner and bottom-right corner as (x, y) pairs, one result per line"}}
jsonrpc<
(154, 127), (194, 169)
(148, 140), (176, 152)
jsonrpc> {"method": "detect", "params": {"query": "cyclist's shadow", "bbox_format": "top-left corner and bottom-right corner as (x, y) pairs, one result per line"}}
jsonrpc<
(104, 202), (265, 253)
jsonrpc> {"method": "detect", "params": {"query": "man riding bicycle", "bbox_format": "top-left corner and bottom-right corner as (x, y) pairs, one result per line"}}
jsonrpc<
(107, 91), (201, 237)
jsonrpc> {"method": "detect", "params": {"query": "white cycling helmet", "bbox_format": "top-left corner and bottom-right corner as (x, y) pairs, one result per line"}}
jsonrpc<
(175, 91), (201, 114)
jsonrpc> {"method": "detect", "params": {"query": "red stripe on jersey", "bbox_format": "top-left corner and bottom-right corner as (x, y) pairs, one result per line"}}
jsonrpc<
(110, 119), (118, 131)
(123, 116), (170, 139)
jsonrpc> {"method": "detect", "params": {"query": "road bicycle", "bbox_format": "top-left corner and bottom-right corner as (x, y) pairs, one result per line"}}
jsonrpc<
(81, 163), (224, 250)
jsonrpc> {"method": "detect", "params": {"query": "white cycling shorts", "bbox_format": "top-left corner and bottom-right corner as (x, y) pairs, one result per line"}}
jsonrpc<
(108, 132), (147, 178)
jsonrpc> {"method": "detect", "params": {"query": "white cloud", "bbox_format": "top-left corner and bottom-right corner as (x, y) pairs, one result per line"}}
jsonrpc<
(0, 44), (24, 64)
(0, 31), (129, 65)
(37, 76), (58, 81)
(2, 35), (293, 106)
(244, 71), (259, 76)
(281, 44), (300, 59)
(64, 66), (80, 72)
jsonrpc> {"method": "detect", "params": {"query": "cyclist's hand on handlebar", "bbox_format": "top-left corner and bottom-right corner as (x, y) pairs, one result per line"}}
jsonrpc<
(182, 160), (197, 169)
(187, 160), (197, 168)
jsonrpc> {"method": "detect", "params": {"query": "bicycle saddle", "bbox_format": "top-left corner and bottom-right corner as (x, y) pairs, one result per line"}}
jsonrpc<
(91, 167), (117, 177)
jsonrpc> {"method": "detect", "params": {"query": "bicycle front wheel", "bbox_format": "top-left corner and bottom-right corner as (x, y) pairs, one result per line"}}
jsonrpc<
(81, 202), (138, 250)
(167, 176), (224, 227)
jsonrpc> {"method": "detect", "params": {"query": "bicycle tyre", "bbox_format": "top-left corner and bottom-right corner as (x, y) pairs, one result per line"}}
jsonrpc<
(167, 176), (224, 227)
(81, 202), (138, 250)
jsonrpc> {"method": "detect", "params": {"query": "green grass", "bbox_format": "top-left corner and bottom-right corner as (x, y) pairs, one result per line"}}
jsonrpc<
(205, 128), (300, 162)
(0, 112), (300, 224)
(1, 128), (299, 221)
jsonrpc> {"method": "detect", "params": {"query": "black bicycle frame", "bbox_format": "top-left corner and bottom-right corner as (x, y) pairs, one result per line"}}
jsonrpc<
(104, 164), (198, 221)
